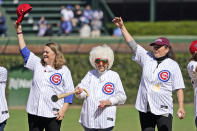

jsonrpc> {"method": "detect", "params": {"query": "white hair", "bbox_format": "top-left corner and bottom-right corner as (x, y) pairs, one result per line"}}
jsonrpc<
(89, 44), (114, 69)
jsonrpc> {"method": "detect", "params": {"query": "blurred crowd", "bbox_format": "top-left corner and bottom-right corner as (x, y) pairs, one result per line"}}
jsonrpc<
(0, 4), (122, 38)
(37, 4), (104, 38)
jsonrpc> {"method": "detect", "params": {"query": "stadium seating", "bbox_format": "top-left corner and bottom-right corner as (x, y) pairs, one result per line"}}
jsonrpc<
(1, 0), (88, 36)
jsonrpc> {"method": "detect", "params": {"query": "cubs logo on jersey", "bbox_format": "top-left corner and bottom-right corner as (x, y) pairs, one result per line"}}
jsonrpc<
(102, 82), (115, 95)
(158, 70), (171, 82)
(50, 73), (62, 85)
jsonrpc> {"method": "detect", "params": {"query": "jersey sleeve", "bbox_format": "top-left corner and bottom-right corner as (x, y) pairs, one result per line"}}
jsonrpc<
(62, 67), (75, 103)
(187, 61), (197, 82)
(0, 67), (7, 83)
(109, 73), (127, 105)
(132, 45), (149, 66)
(20, 46), (30, 64)
(172, 63), (185, 90)
(24, 52), (41, 71)
(75, 71), (91, 99)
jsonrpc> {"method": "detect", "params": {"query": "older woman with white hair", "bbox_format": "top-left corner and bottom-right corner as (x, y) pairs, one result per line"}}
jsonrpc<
(75, 44), (127, 131)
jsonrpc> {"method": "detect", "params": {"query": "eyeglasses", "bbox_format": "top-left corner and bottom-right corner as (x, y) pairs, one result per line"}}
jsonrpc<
(153, 45), (163, 50)
(95, 58), (108, 64)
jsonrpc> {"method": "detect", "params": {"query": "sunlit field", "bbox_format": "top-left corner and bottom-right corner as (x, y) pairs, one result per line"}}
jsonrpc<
(5, 104), (195, 131)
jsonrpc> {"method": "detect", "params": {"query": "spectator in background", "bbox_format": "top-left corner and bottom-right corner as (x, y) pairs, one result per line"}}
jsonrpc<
(61, 5), (74, 22)
(93, 9), (103, 20)
(58, 16), (72, 36)
(79, 21), (91, 38)
(90, 9), (103, 37)
(72, 4), (83, 28)
(113, 27), (122, 37)
(44, 24), (53, 36)
(0, 11), (7, 37)
(91, 17), (102, 37)
(82, 5), (93, 24)
(37, 16), (47, 36)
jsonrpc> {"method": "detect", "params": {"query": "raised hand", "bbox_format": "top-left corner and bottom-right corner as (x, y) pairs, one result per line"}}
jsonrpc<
(112, 17), (124, 28)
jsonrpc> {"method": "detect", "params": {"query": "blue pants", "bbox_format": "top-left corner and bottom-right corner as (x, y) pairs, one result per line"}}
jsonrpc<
(195, 117), (197, 127)
(0, 120), (7, 131)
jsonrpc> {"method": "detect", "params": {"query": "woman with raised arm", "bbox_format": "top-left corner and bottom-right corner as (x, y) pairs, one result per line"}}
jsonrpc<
(14, 23), (74, 131)
(112, 17), (185, 131)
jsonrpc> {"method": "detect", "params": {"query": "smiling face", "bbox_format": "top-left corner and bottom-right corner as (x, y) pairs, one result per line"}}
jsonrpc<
(152, 45), (169, 58)
(43, 46), (56, 67)
(95, 58), (109, 72)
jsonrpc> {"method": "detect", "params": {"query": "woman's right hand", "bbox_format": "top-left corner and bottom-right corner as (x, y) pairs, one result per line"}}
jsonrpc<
(112, 17), (124, 28)
(75, 87), (84, 94)
(14, 22), (22, 33)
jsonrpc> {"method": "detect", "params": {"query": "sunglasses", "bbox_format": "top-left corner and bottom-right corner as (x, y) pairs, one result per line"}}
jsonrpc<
(95, 58), (108, 64)
(153, 45), (163, 50)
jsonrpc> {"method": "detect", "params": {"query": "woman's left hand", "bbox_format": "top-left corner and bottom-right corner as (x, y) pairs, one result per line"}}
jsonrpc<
(177, 107), (185, 119)
(98, 100), (112, 109)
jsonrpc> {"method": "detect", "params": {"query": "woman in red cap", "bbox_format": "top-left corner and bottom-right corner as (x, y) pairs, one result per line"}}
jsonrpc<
(187, 40), (197, 128)
(112, 17), (185, 131)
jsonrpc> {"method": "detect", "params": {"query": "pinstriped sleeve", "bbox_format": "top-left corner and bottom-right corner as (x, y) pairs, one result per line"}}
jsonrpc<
(187, 61), (197, 82)
(132, 44), (149, 66)
(63, 66), (75, 103)
(172, 63), (185, 90)
(109, 73), (127, 105)
(24, 52), (41, 71)
(0, 67), (7, 83)
(75, 72), (91, 99)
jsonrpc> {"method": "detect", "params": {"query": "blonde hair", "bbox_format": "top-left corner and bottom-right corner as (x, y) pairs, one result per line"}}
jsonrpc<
(89, 44), (114, 69)
(41, 42), (66, 70)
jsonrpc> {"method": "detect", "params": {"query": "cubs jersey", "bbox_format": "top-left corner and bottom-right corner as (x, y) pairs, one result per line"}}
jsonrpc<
(133, 45), (185, 115)
(187, 61), (197, 117)
(0, 66), (9, 123)
(76, 70), (126, 129)
(25, 52), (74, 118)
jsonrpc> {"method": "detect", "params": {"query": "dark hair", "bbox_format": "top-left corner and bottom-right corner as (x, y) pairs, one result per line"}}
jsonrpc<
(189, 52), (197, 62)
(166, 45), (175, 60)
(41, 42), (66, 70)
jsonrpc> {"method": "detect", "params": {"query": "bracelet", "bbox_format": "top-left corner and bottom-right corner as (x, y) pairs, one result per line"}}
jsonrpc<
(17, 32), (22, 35)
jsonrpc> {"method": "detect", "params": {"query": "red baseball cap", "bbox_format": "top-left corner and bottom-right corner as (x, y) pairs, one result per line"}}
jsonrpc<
(16, 3), (32, 24)
(189, 40), (197, 54)
(150, 37), (170, 47)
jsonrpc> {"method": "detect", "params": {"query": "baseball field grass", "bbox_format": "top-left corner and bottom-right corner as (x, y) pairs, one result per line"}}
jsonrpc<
(5, 104), (195, 131)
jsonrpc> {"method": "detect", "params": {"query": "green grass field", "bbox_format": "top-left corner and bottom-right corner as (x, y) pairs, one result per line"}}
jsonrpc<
(5, 104), (195, 131)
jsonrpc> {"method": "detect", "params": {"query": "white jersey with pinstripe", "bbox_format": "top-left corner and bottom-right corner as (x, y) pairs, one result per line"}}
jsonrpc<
(133, 45), (185, 115)
(25, 52), (74, 118)
(187, 60), (197, 117)
(76, 69), (126, 129)
(0, 66), (9, 123)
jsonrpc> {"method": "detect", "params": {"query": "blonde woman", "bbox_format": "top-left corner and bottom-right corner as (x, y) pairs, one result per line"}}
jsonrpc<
(14, 23), (74, 131)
